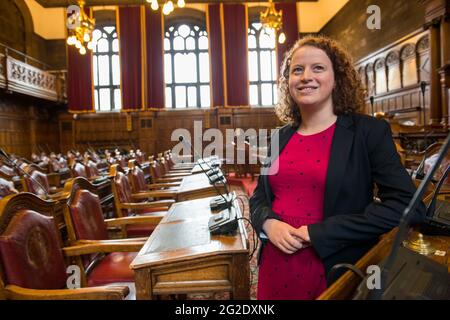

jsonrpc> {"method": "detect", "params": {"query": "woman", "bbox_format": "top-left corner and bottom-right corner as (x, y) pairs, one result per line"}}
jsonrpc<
(250, 35), (425, 300)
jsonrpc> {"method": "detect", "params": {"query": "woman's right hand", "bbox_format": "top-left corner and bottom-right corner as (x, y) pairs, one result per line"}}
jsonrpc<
(262, 219), (306, 254)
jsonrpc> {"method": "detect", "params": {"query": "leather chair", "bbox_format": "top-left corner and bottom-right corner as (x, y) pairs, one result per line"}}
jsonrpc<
(415, 142), (450, 185)
(111, 167), (173, 237)
(71, 161), (89, 179)
(149, 159), (185, 184)
(127, 160), (179, 197)
(0, 193), (134, 299)
(163, 150), (195, 171)
(158, 155), (191, 177)
(21, 165), (64, 200)
(85, 160), (101, 179)
(62, 177), (157, 287)
(116, 156), (127, 169)
(135, 149), (148, 166)
(0, 162), (17, 180)
(0, 178), (18, 200)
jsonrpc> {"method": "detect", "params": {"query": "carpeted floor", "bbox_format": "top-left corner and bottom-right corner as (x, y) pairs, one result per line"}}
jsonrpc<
(227, 173), (258, 197)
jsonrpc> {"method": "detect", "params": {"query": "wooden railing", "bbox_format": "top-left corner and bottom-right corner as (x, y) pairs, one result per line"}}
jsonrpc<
(0, 43), (66, 102)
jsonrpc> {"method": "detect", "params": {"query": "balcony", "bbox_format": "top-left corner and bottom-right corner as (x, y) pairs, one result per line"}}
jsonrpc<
(0, 43), (66, 103)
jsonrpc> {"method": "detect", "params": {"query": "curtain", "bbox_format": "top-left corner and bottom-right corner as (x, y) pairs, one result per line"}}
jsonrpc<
(144, 6), (165, 109)
(222, 4), (249, 107)
(117, 6), (143, 111)
(275, 3), (299, 73)
(67, 7), (94, 113)
(207, 4), (224, 108)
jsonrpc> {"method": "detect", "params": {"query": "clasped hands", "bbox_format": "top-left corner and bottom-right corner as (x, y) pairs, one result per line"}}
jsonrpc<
(262, 219), (311, 255)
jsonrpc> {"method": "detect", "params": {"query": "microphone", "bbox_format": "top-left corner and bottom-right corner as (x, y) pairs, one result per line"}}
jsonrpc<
(369, 96), (374, 116)
(420, 81), (427, 126)
(178, 136), (232, 205)
(178, 136), (224, 183)
(0, 148), (10, 161)
(178, 136), (238, 235)
(0, 148), (49, 196)
(360, 132), (450, 300)
(419, 165), (450, 236)
(413, 131), (436, 180)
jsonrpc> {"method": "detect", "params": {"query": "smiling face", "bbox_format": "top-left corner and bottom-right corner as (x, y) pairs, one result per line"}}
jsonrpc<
(288, 45), (335, 111)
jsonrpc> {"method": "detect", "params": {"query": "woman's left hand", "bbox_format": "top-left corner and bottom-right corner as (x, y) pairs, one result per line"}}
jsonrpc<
(294, 225), (310, 243)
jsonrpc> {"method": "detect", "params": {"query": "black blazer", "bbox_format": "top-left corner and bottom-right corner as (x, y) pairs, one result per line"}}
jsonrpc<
(250, 113), (426, 284)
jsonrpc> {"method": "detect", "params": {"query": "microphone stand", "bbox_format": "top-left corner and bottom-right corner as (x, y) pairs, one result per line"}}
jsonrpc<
(178, 136), (238, 235)
(369, 96), (374, 117)
(178, 136), (233, 210)
(420, 81), (427, 128)
(369, 132), (450, 300)
(424, 165), (450, 221)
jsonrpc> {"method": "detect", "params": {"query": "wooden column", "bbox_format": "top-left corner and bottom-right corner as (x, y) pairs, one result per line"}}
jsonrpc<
(428, 22), (443, 125)
(420, 0), (450, 126)
(439, 13), (450, 126)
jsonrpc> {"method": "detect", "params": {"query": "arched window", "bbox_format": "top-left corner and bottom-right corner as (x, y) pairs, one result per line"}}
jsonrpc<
(164, 22), (210, 108)
(248, 22), (277, 107)
(92, 25), (121, 111)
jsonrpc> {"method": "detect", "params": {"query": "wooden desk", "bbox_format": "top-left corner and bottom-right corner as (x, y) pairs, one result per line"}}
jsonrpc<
(176, 173), (226, 202)
(317, 228), (450, 300)
(130, 197), (250, 300)
(47, 169), (71, 188)
(190, 158), (220, 174)
(191, 164), (208, 174)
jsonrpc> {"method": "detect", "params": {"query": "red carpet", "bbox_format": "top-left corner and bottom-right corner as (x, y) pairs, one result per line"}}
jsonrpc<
(227, 173), (258, 197)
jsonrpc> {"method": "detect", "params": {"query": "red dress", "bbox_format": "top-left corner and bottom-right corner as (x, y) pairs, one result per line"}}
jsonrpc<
(257, 123), (336, 300)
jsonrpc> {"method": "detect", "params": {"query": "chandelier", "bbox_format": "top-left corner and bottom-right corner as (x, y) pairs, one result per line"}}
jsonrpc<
(260, 0), (286, 44)
(146, 0), (186, 15)
(66, 0), (96, 55)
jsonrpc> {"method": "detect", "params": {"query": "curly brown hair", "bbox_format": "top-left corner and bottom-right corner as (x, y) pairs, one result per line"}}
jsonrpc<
(275, 35), (365, 127)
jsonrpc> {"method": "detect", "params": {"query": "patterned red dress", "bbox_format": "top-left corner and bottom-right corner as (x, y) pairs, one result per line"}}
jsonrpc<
(257, 123), (336, 300)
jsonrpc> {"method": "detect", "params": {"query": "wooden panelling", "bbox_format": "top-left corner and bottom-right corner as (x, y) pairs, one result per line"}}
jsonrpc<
(321, 0), (425, 62)
(58, 107), (283, 156)
(0, 91), (59, 157)
(357, 30), (431, 125)
(59, 112), (140, 152)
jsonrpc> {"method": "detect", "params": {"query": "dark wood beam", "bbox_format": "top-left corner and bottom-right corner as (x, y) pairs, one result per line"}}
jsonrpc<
(36, 0), (317, 8)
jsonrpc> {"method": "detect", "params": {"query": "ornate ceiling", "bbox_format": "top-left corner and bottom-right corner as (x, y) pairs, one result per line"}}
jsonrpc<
(36, 0), (317, 8)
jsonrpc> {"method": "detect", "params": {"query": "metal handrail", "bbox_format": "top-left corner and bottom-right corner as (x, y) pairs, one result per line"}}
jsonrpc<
(0, 42), (52, 70)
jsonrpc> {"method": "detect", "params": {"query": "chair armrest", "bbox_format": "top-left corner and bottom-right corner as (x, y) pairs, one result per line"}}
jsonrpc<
(172, 164), (195, 169)
(121, 199), (174, 209)
(105, 215), (164, 227)
(90, 176), (111, 185)
(132, 190), (177, 199)
(147, 182), (180, 189)
(47, 192), (69, 201)
(63, 240), (145, 256)
(163, 172), (191, 177)
(168, 168), (192, 173)
(4, 284), (129, 300)
(49, 186), (64, 194)
(155, 177), (184, 183)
